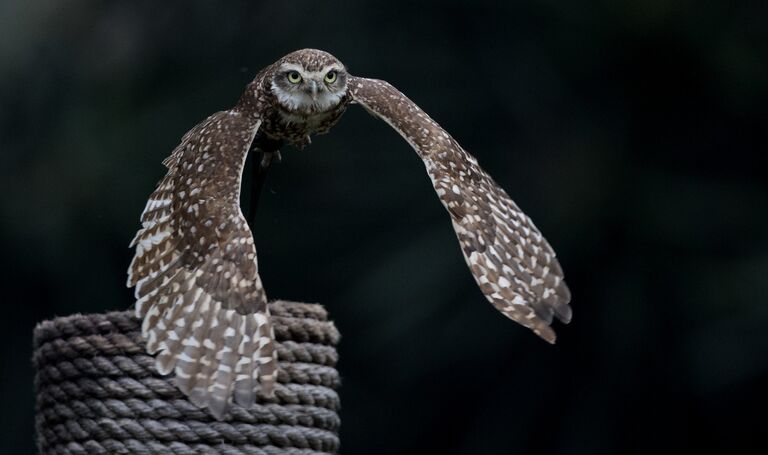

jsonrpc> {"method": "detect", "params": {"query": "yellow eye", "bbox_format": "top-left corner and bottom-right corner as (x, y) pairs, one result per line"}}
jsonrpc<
(324, 71), (337, 84)
(287, 71), (302, 84)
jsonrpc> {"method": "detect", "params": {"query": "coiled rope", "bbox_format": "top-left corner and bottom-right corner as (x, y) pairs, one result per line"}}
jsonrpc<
(33, 301), (341, 455)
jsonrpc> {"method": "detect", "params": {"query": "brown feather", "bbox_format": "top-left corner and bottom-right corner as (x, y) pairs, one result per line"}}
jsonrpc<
(350, 76), (572, 342)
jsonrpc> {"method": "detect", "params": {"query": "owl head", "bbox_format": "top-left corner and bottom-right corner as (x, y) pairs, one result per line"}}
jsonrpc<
(270, 49), (348, 114)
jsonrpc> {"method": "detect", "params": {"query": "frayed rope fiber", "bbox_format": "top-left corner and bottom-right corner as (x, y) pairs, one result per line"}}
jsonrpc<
(33, 301), (341, 455)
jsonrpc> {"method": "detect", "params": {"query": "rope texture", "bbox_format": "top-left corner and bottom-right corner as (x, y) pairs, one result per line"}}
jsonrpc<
(33, 301), (341, 455)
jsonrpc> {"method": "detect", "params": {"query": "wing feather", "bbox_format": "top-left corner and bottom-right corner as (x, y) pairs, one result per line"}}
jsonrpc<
(127, 110), (278, 419)
(350, 76), (572, 343)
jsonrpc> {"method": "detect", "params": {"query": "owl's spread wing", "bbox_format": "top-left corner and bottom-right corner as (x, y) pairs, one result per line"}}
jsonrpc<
(350, 77), (572, 343)
(127, 110), (276, 418)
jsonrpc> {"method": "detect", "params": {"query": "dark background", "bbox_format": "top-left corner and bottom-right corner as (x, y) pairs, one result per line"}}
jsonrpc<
(2, 1), (766, 453)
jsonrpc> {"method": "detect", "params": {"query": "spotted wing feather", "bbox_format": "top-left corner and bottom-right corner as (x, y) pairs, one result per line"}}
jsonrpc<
(350, 77), (571, 343)
(127, 110), (277, 419)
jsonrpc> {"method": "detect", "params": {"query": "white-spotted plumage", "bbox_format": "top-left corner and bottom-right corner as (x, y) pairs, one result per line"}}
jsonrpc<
(128, 108), (276, 419)
(349, 76), (571, 342)
(128, 48), (571, 420)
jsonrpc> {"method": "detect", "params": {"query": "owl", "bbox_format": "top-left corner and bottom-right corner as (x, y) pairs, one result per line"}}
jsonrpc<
(127, 49), (571, 419)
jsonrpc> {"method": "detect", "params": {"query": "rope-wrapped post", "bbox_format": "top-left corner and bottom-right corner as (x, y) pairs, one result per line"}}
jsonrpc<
(33, 301), (341, 455)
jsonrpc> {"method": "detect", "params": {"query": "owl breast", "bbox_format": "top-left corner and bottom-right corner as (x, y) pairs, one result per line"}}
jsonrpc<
(260, 94), (350, 148)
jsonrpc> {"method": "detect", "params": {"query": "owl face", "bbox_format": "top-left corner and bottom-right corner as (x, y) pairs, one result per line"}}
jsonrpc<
(270, 49), (348, 114)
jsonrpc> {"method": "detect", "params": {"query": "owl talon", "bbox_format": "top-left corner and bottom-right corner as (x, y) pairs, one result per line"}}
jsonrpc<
(260, 150), (281, 168)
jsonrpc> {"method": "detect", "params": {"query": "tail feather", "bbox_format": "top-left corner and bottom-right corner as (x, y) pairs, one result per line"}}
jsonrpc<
(142, 274), (189, 353)
(233, 315), (255, 407)
(155, 293), (206, 374)
(195, 304), (228, 408)
(192, 301), (220, 395)
(145, 279), (198, 353)
(256, 315), (277, 395)
(140, 271), (187, 335)
(162, 299), (279, 417)
(207, 311), (242, 418)
(132, 255), (277, 417)
(175, 297), (215, 397)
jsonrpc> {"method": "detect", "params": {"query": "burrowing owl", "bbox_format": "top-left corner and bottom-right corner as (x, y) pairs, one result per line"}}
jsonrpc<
(128, 49), (571, 418)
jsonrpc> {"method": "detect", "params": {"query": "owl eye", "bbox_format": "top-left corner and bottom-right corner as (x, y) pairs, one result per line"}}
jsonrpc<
(324, 71), (337, 84)
(287, 71), (302, 84)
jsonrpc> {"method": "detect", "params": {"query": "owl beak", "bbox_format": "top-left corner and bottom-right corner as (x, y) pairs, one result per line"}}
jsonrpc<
(307, 80), (319, 100)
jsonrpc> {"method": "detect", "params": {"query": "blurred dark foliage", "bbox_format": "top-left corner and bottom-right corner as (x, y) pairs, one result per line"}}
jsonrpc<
(2, 1), (766, 453)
